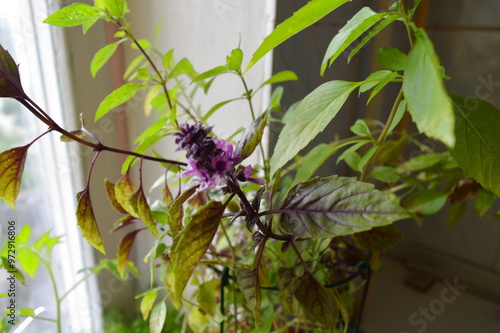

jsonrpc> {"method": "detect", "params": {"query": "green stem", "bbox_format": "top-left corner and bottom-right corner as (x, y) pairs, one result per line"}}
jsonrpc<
(41, 258), (61, 333)
(359, 88), (404, 181)
(400, 0), (415, 46)
(290, 241), (309, 273)
(59, 273), (94, 302)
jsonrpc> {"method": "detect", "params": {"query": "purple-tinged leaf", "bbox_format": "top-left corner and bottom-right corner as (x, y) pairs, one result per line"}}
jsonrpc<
(117, 229), (142, 277)
(0, 145), (29, 209)
(0, 45), (25, 98)
(277, 176), (410, 238)
(167, 201), (223, 308)
(76, 189), (106, 254)
(105, 178), (128, 214)
(353, 224), (404, 251)
(60, 129), (86, 142)
(291, 271), (338, 329)
(110, 215), (139, 233)
(237, 269), (262, 327)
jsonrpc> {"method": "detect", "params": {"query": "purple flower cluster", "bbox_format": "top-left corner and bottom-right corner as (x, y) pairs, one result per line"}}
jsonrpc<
(175, 122), (242, 190)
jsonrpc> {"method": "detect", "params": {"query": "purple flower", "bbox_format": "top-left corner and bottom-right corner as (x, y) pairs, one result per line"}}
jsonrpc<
(176, 122), (264, 190)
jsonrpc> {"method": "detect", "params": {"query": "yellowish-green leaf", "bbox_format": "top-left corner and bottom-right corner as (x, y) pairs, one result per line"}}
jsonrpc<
(114, 173), (137, 217)
(140, 289), (158, 320)
(60, 129), (86, 142)
(133, 188), (159, 237)
(76, 189), (106, 254)
(227, 48), (243, 71)
(166, 186), (198, 238)
(235, 112), (268, 161)
(104, 178), (127, 214)
(149, 301), (167, 333)
(43, 4), (101, 31)
(168, 201), (223, 308)
(0, 145), (29, 209)
(91, 42), (120, 77)
(95, 83), (144, 121)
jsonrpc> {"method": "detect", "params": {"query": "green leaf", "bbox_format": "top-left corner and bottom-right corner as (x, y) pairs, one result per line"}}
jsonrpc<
(377, 47), (407, 71)
(91, 42), (120, 77)
(17, 248), (39, 278)
(353, 224), (404, 251)
(0, 145), (29, 209)
(0, 258), (25, 284)
(227, 48), (243, 71)
(95, 83), (144, 121)
(121, 134), (165, 174)
(259, 70), (298, 88)
(348, 14), (400, 62)
(117, 229), (141, 277)
(321, 7), (387, 75)
(192, 65), (229, 83)
(169, 58), (195, 79)
(277, 176), (410, 238)
(369, 166), (400, 183)
(292, 144), (339, 188)
(447, 202), (467, 227)
(473, 190), (496, 217)
(0, 45), (25, 98)
(201, 98), (239, 122)
(140, 289), (158, 320)
(350, 119), (373, 139)
(359, 70), (394, 93)
(43, 3), (101, 32)
(396, 153), (444, 173)
(76, 189), (106, 254)
(234, 112), (268, 161)
(102, 0), (128, 17)
(367, 71), (400, 104)
(402, 29), (454, 146)
(270, 81), (361, 176)
(114, 172), (137, 217)
(245, 0), (351, 73)
(197, 279), (219, 317)
(60, 129), (86, 142)
(402, 189), (448, 215)
(168, 201), (223, 308)
(166, 186), (198, 238)
(149, 301), (167, 333)
(291, 271), (338, 329)
(450, 95), (500, 197)
(337, 140), (370, 164)
(237, 269), (262, 327)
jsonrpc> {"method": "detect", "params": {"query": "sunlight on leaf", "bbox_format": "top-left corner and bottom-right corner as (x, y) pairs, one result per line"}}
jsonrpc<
(76, 189), (106, 254)
(0, 145), (29, 209)
(168, 201), (223, 308)
(43, 3), (101, 33)
(114, 172), (138, 217)
(95, 83), (144, 121)
(235, 112), (268, 161)
(149, 301), (167, 333)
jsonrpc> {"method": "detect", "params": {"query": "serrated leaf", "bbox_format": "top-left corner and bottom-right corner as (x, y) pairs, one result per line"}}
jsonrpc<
(117, 229), (141, 277)
(0, 45), (25, 98)
(168, 201), (223, 308)
(246, 0), (351, 73)
(321, 7), (387, 75)
(91, 42), (120, 77)
(43, 3), (101, 30)
(403, 29), (454, 146)
(104, 178), (127, 213)
(450, 95), (500, 197)
(227, 48), (243, 71)
(114, 172), (138, 217)
(277, 176), (410, 238)
(0, 145), (29, 209)
(237, 269), (262, 327)
(402, 189), (448, 215)
(166, 186), (197, 238)
(0, 258), (25, 284)
(149, 301), (167, 333)
(473, 190), (496, 217)
(291, 271), (338, 329)
(235, 112), (268, 160)
(95, 83), (143, 121)
(76, 189), (106, 254)
(270, 81), (361, 176)
(377, 47), (407, 71)
(353, 224), (404, 251)
(140, 289), (158, 320)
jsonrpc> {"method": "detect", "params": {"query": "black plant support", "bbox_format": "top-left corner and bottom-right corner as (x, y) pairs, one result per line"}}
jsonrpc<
(217, 252), (373, 333)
